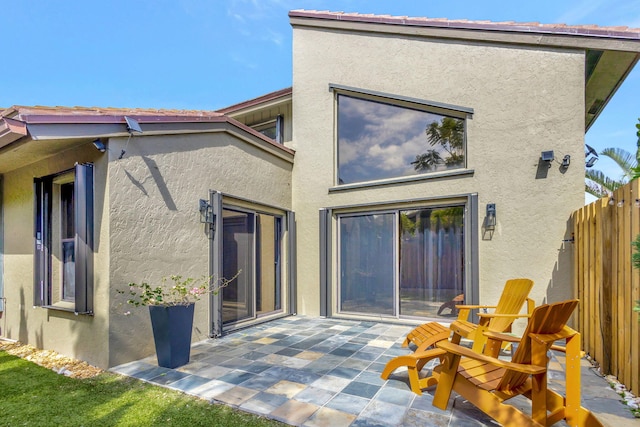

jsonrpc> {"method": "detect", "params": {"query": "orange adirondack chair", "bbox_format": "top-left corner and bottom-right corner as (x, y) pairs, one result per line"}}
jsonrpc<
(381, 278), (534, 394)
(432, 299), (603, 427)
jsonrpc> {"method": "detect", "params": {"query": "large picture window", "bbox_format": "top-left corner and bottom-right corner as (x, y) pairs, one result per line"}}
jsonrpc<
(34, 164), (94, 314)
(338, 205), (464, 319)
(337, 93), (467, 185)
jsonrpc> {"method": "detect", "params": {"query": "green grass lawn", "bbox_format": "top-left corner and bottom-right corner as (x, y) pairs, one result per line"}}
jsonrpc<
(0, 351), (285, 427)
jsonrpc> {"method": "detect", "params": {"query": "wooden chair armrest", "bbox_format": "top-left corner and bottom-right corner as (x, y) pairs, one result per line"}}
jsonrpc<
(529, 326), (577, 345)
(476, 313), (531, 319)
(483, 330), (521, 343)
(436, 340), (546, 375)
(455, 304), (497, 310)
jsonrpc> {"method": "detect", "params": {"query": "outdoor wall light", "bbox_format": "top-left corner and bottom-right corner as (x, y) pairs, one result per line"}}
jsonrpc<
(635, 199), (640, 208)
(585, 144), (599, 168)
(617, 199), (625, 208)
(561, 154), (571, 169)
(609, 197), (615, 206)
(92, 138), (106, 153)
(541, 150), (554, 168)
(486, 203), (496, 230)
(199, 199), (214, 224)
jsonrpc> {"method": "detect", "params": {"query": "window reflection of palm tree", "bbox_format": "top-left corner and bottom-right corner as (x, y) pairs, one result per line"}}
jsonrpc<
(411, 149), (443, 171)
(412, 117), (465, 171)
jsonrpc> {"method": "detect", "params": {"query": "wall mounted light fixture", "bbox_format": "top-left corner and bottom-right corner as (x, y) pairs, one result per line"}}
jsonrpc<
(585, 144), (599, 168)
(561, 154), (571, 169)
(199, 199), (214, 224)
(486, 203), (496, 230)
(92, 138), (106, 153)
(541, 151), (554, 168)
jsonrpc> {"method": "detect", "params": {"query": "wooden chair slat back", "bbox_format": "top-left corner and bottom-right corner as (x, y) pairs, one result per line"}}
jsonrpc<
(497, 299), (578, 391)
(488, 278), (534, 332)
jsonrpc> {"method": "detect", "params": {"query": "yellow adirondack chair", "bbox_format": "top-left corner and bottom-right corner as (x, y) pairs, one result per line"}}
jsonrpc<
(432, 299), (603, 427)
(381, 278), (534, 395)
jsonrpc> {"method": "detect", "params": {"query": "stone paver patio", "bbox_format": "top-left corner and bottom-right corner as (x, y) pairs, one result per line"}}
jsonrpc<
(110, 316), (635, 426)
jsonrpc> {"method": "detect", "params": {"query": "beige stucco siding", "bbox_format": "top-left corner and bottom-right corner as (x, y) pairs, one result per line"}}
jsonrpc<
(107, 131), (292, 367)
(1, 144), (109, 367)
(291, 27), (585, 316)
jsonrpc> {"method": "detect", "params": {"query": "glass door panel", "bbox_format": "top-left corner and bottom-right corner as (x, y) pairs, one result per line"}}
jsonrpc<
(399, 206), (464, 318)
(222, 209), (254, 323)
(256, 213), (281, 316)
(339, 213), (395, 315)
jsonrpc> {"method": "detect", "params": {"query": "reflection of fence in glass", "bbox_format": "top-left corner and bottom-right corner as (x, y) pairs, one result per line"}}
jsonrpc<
(339, 214), (395, 316)
(399, 207), (464, 318)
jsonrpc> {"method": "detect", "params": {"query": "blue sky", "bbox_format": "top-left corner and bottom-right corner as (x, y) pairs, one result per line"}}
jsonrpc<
(1, 0), (638, 192)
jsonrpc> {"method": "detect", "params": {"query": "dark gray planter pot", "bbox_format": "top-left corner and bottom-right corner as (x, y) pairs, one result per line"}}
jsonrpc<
(148, 304), (195, 368)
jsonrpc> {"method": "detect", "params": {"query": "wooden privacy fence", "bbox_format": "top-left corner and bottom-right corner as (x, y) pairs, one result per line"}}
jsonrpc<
(572, 179), (640, 393)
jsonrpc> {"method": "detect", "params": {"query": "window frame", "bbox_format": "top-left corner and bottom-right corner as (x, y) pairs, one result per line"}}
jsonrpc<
(331, 84), (473, 187)
(34, 163), (94, 314)
(250, 115), (284, 144)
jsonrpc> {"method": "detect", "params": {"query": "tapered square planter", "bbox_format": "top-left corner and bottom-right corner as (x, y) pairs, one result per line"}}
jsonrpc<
(148, 304), (195, 369)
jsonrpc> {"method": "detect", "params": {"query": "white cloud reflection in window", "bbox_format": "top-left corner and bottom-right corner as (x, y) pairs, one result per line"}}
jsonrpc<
(337, 94), (465, 185)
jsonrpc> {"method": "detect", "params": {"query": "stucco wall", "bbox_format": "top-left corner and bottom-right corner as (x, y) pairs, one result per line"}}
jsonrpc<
(1, 144), (110, 367)
(291, 26), (585, 318)
(107, 131), (292, 367)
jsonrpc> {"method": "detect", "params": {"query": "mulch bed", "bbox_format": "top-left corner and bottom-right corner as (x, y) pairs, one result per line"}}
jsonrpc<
(0, 339), (103, 379)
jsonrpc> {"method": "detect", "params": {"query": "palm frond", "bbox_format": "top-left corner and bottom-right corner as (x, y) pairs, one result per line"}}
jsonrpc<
(600, 147), (637, 180)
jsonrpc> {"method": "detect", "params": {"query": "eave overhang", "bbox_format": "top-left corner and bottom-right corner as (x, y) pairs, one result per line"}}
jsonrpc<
(217, 87), (293, 117)
(0, 117), (28, 149)
(0, 109), (294, 174)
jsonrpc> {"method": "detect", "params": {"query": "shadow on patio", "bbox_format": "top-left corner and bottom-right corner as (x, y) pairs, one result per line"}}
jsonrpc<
(110, 316), (634, 427)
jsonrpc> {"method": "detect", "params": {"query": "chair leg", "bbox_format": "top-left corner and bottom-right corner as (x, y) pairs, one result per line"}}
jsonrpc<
(381, 349), (446, 396)
(432, 353), (460, 410)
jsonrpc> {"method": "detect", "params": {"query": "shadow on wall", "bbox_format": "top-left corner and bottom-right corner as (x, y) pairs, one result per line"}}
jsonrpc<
(141, 156), (177, 211)
(545, 219), (575, 322)
(18, 288), (28, 344)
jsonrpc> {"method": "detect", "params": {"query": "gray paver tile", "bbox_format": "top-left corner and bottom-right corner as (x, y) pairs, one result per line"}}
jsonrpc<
(270, 400), (320, 425)
(303, 406), (357, 427)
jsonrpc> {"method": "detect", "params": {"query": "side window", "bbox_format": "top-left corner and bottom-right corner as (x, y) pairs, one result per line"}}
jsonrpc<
(251, 115), (284, 144)
(336, 93), (467, 185)
(34, 164), (93, 314)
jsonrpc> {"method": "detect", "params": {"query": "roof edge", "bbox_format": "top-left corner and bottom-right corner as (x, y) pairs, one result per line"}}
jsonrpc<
(217, 87), (293, 115)
(289, 10), (640, 40)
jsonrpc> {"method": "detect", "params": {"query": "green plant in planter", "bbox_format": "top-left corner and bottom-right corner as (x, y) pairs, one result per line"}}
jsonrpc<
(116, 272), (239, 368)
(117, 273), (238, 307)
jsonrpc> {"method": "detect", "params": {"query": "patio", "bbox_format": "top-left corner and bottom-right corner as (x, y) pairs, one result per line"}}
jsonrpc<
(110, 316), (634, 427)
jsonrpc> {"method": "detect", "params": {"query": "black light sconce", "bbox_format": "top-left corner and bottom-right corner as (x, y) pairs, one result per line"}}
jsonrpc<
(561, 154), (570, 169)
(541, 151), (554, 168)
(585, 144), (599, 168)
(199, 199), (214, 224)
(486, 203), (496, 230)
(92, 138), (106, 153)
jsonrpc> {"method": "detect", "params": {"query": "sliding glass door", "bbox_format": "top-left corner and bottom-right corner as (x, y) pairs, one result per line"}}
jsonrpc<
(338, 205), (465, 319)
(222, 208), (282, 325)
